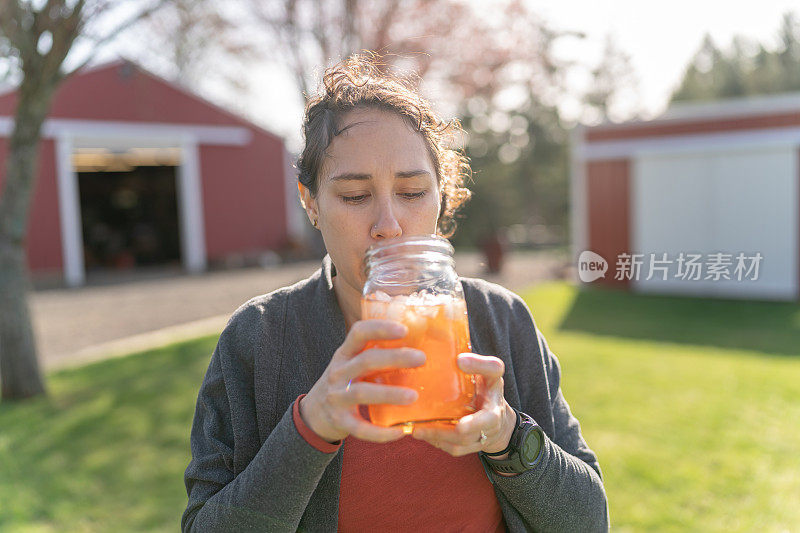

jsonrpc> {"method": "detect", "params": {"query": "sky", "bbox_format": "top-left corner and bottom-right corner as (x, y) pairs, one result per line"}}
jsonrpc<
(237, 0), (800, 148)
(16, 0), (799, 150)
(536, 0), (800, 120)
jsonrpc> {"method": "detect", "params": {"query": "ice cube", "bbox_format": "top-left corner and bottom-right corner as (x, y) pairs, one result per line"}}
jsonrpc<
(420, 292), (439, 307)
(370, 290), (392, 303)
(443, 299), (459, 321)
(404, 306), (428, 331)
(406, 292), (423, 306)
(386, 299), (406, 322)
(363, 300), (389, 319)
(415, 304), (438, 318)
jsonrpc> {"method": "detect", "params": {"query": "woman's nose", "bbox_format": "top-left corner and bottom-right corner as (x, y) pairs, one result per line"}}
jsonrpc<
(370, 202), (402, 240)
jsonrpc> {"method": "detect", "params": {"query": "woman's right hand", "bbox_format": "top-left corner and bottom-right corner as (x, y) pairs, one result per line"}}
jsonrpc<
(299, 319), (426, 443)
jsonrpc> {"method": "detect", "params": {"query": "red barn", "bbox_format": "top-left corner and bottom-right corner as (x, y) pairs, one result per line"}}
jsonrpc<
(0, 59), (299, 287)
(572, 93), (800, 301)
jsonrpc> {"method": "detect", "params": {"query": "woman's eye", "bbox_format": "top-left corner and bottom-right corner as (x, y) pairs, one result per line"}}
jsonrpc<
(341, 194), (369, 204)
(400, 191), (426, 200)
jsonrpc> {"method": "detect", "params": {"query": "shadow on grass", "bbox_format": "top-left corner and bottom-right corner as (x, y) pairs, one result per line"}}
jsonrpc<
(0, 334), (220, 531)
(558, 286), (800, 357)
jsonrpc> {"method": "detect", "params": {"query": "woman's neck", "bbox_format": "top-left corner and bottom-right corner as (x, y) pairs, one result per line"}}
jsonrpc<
(332, 274), (361, 331)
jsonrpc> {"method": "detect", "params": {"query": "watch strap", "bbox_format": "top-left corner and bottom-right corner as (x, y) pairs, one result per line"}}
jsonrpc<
(483, 425), (543, 474)
(479, 408), (543, 476)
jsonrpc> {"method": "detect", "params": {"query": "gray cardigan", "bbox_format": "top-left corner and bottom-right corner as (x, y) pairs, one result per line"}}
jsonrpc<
(182, 256), (609, 532)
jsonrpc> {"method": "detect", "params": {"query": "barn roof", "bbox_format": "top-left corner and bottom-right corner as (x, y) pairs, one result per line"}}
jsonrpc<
(0, 59), (283, 143)
(582, 90), (800, 142)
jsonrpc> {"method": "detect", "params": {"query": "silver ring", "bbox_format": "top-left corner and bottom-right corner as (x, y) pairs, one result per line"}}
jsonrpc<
(346, 379), (352, 392)
(479, 430), (488, 445)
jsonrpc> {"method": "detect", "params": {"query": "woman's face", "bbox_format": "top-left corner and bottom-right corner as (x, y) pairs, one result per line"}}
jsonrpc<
(300, 107), (441, 293)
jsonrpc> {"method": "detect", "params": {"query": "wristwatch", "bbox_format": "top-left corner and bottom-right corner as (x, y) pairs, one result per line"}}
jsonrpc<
(479, 408), (545, 476)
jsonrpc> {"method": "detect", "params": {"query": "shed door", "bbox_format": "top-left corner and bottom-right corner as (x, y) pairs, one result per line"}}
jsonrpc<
(632, 146), (798, 300)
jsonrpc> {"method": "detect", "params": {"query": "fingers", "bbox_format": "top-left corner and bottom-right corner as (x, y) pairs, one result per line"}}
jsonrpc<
(328, 346), (425, 385)
(413, 407), (501, 448)
(413, 425), (485, 457)
(457, 353), (505, 379)
(337, 411), (408, 443)
(338, 320), (407, 357)
(458, 354), (504, 408)
(411, 366), (508, 457)
(454, 408), (503, 440)
(336, 347), (426, 383)
(312, 320), (420, 444)
(329, 381), (418, 407)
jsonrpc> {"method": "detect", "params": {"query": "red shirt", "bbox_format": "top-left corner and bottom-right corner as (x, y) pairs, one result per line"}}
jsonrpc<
(293, 395), (506, 532)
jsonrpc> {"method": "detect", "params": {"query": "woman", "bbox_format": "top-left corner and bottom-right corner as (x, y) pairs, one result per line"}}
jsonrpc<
(182, 54), (609, 532)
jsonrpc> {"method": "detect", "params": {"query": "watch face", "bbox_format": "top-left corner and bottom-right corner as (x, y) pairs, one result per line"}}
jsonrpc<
(520, 428), (541, 464)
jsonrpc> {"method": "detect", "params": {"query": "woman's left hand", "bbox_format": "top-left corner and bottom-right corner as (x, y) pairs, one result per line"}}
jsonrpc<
(412, 353), (517, 457)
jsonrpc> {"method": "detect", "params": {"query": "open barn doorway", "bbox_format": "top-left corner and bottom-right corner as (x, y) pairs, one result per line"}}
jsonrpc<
(74, 148), (182, 276)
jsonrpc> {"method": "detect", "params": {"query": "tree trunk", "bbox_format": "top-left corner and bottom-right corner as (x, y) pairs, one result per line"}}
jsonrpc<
(0, 237), (44, 400)
(0, 79), (54, 401)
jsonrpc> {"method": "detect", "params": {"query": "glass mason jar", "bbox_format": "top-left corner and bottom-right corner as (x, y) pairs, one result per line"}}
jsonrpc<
(357, 234), (477, 433)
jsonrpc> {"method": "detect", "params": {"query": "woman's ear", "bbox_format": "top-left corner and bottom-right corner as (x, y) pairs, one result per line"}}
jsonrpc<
(297, 182), (319, 227)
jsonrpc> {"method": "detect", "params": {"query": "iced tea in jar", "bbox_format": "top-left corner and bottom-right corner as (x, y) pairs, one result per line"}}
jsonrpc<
(358, 234), (477, 433)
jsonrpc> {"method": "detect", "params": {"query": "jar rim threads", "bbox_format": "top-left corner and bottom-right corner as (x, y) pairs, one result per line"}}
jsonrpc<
(363, 234), (455, 280)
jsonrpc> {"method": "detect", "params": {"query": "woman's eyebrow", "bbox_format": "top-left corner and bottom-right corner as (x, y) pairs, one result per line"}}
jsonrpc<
(395, 170), (431, 179)
(329, 170), (431, 182)
(330, 172), (370, 182)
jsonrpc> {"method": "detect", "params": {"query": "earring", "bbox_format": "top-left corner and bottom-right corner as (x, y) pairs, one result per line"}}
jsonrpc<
(312, 218), (318, 228)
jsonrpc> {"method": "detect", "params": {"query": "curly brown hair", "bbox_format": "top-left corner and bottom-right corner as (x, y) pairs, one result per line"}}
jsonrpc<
(296, 53), (472, 237)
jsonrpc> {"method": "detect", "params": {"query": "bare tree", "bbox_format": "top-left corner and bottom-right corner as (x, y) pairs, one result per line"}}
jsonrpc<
(244, 0), (585, 250)
(583, 33), (640, 123)
(0, 0), (167, 401)
(245, 0), (574, 108)
(127, 0), (256, 92)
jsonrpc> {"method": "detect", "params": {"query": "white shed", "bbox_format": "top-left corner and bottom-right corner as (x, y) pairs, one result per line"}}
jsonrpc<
(571, 93), (800, 301)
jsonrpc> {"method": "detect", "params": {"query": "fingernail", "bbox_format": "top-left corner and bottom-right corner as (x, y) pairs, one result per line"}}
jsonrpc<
(410, 350), (426, 365)
(391, 323), (407, 336)
(405, 390), (418, 403)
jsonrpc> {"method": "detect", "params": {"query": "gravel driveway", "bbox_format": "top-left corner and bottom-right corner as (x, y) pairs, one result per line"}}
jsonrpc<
(29, 249), (570, 370)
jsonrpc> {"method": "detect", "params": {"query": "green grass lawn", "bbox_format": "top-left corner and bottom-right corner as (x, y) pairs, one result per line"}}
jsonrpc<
(1, 282), (799, 531)
(522, 283), (800, 532)
(0, 336), (218, 532)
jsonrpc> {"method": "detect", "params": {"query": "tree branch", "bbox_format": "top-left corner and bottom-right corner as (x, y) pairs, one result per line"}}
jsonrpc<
(0, 1), (36, 61)
(40, 0), (84, 84)
(63, 0), (170, 78)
